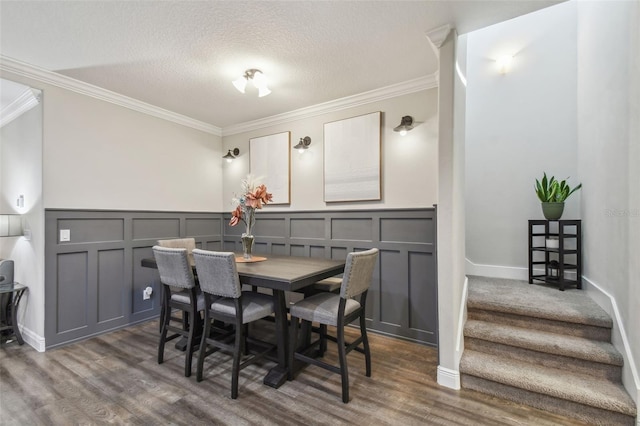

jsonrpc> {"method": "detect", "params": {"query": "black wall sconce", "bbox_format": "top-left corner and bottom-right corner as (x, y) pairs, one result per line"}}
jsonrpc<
(223, 148), (240, 162)
(293, 136), (311, 153)
(393, 116), (414, 136)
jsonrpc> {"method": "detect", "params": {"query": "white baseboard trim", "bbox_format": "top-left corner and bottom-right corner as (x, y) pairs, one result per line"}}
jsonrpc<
(455, 276), (469, 356)
(465, 259), (577, 282)
(19, 326), (46, 352)
(437, 365), (461, 390)
(582, 276), (639, 407)
(465, 259), (529, 280)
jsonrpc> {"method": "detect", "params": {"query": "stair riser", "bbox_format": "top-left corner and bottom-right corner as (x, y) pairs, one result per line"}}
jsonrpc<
(462, 374), (635, 426)
(465, 337), (622, 382)
(468, 309), (611, 342)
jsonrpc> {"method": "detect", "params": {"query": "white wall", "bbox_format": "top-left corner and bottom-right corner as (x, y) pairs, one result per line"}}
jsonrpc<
(576, 0), (639, 403)
(465, 2), (579, 277)
(221, 89), (439, 213)
(0, 70), (224, 350)
(0, 100), (44, 348)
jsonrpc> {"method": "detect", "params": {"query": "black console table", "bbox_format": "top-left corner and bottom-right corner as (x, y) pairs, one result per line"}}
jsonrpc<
(528, 220), (582, 291)
(0, 282), (27, 345)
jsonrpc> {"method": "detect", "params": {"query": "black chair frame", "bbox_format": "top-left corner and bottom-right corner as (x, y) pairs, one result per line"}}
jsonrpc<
(196, 292), (276, 399)
(289, 289), (371, 403)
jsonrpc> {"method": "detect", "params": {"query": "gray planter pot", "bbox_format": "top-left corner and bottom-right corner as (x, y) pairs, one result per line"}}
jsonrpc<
(541, 202), (565, 220)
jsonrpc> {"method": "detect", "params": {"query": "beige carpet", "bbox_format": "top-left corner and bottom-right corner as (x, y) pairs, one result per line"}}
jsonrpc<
(461, 276), (637, 426)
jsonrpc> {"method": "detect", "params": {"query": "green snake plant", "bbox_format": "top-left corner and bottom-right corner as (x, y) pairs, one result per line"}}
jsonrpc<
(535, 173), (582, 203)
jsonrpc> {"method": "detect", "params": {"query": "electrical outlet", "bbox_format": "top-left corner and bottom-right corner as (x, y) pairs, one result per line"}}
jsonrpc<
(143, 286), (153, 300)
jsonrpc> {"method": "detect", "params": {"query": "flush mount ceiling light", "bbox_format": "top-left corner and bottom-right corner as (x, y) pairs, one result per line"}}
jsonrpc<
(232, 69), (271, 97)
(393, 116), (414, 136)
(293, 136), (311, 153)
(223, 148), (240, 162)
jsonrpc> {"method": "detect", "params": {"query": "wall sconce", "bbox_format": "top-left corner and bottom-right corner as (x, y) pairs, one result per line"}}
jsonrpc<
(0, 214), (23, 237)
(232, 69), (271, 97)
(223, 148), (240, 163)
(496, 55), (513, 74)
(393, 116), (414, 136)
(293, 136), (311, 153)
(16, 195), (24, 208)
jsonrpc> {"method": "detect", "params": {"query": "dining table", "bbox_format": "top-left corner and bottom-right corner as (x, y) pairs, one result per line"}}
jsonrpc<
(141, 253), (346, 388)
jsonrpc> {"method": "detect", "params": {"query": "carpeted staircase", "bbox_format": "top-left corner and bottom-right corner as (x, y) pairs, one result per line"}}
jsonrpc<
(460, 276), (637, 425)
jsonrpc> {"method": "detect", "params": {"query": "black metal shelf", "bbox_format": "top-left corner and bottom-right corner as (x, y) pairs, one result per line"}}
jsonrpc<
(528, 219), (582, 291)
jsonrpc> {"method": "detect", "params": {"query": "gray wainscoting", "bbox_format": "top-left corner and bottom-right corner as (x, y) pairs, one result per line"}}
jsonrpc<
(45, 208), (437, 349)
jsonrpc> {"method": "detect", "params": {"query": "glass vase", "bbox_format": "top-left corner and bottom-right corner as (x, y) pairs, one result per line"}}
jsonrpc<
(241, 234), (254, 260)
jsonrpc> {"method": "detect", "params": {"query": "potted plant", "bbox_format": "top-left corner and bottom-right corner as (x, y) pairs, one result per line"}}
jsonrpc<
(535, 172), (582, 220)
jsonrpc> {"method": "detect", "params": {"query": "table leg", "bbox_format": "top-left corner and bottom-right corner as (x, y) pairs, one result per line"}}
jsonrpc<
(263, 289), (288, 388)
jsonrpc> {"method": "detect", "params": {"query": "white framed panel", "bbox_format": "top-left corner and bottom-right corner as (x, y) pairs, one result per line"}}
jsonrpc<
(249, 131), (291, 205)
(324, 111), (381, 202)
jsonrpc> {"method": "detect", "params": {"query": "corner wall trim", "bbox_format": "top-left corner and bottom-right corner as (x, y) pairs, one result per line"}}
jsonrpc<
(437, 365), (461, 390)
(455, 276), (469, 355)
(582, 276), (640, 406)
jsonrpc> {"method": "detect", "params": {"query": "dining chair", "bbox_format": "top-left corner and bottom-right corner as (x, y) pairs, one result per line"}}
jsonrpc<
(156, 238), (197, 332)
(152, 245), (205, 377)
(192, 249), (277, 399)
(288, 248), (378, 403)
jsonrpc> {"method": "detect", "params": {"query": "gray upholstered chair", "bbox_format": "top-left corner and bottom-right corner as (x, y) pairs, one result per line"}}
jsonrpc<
(156, 238), (197, 331)
(288, 248), (378, 403)
(192, 249), (277, 399)
(152, 245), (205, 377)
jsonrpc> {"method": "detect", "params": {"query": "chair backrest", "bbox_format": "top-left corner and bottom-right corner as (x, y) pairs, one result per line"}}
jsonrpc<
(152, 246), (196, 289)
(340, 248), (379, 299)
(157, 238), (196, 263)
(192, 249), (241, 299)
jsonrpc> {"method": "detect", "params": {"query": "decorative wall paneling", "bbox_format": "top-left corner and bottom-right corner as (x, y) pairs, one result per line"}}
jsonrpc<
(44, 210), (222, 348)
(45, 208), (436, 348)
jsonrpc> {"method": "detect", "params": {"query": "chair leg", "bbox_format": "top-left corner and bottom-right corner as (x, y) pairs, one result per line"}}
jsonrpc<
(184, 308), (196, 377)
(158, 303), (170, 364)
(197, 313), (211, 382)
(337, 323), (349, 403)
(231, 320), (243, 399)
(288, 316), (299, 380)
(360, 313), (371, 377)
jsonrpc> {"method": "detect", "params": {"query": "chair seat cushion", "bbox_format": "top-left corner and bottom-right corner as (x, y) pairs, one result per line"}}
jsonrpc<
(210, 291), (274, 324)
(171, 290), (206, 311)
(312, 277), (342, 292)
(290, 292), (361, 326)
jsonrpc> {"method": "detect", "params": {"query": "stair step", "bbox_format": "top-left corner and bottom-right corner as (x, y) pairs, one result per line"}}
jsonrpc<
(464, 320), (623, 366)
(467, 308), (612, 341)
(467, 276), (612, 328)
(460, 350), (637, 419)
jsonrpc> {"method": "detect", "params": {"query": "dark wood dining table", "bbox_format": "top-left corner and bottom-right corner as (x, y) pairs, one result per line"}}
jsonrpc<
(141, 253), (346, 388)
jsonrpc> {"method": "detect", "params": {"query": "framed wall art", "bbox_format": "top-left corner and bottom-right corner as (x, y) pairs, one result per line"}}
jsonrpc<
(324, 111), (381, 202)
(249, 131), (291, 205)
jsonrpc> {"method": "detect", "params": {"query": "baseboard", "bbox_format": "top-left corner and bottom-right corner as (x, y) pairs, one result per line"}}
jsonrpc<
(465, 259), (578, 282)
(19, 326), (46, 352)
(437, 365), (461, 390)
(466, 259), (529, 280)
(582, 276), (640, 408)
(455, 276), (469, 357)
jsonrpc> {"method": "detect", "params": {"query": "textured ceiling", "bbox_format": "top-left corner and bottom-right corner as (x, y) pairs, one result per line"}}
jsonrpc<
(0, 1), (561, 129)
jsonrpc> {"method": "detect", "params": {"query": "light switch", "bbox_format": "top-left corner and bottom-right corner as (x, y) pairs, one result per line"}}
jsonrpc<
(60, 229), (71, 242)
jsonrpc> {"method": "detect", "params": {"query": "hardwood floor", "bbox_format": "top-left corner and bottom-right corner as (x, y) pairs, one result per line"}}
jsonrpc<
(0, 319), (587, 425)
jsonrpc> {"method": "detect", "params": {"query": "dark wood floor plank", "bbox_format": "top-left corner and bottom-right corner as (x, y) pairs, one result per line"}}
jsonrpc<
(0, 319), (587, 425)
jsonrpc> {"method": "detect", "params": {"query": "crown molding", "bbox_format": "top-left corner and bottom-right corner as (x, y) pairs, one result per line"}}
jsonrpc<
(0, 55), (222, 136)
(425, 24), (452, 49)
(222, 74), (439, 136)
(0, 86), (40, 128)
(0, 55), (437, 138)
